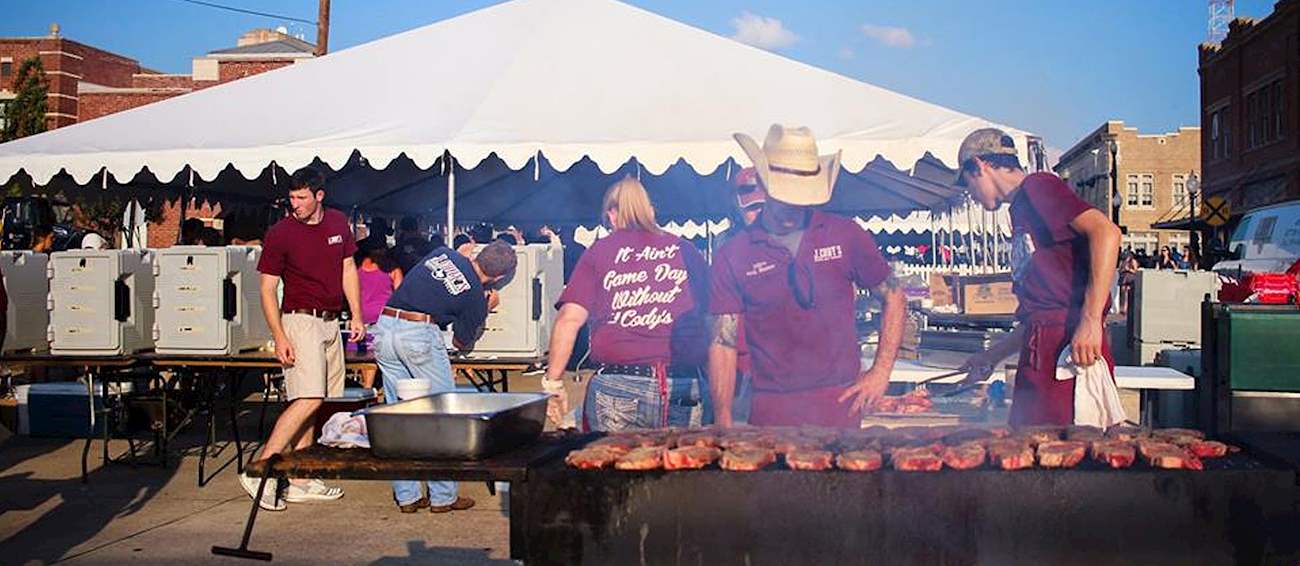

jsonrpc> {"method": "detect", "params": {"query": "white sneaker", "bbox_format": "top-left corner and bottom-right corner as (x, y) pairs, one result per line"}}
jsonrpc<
(238, 472), (285, 512)
(284, 479), (345, 503)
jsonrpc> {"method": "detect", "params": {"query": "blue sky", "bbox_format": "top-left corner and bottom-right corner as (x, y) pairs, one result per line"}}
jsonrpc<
(1, 0), (1280, 158)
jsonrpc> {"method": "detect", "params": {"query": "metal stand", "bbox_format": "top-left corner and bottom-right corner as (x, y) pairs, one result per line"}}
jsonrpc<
(211, 454), (279, 561)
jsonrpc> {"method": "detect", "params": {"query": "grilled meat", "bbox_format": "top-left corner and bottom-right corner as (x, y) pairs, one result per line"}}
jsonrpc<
(1090, 440), (1137, 469)
(785, 449), (835, 471)
(836, 449), (884, 472)
(988, 439), (1035, 470)
(663, 446), (722, 470)
(891, 446), (944, 472)
(720, 447), (777, 471)
(565, 446), (625, 469)
(1188, 440), (1229, 459)
(1036, 440), (1088, 468)
(941, 443), (987, 470)
(614, 446), (665, 470)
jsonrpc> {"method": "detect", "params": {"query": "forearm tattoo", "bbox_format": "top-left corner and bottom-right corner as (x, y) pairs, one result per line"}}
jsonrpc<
(711, 314), (739, 348)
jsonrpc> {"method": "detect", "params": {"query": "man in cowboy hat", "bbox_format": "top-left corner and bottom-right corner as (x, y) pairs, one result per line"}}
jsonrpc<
(708, 125), (906, 427)
(953, 128), (1121, 426)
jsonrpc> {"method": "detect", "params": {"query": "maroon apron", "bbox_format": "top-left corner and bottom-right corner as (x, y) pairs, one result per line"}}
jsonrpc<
(1010, 309), (1115, 427)
(750, 383), (860, 428)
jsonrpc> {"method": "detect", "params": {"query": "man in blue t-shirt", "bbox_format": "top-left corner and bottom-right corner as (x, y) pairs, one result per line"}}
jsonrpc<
(372, 240), (517, 514)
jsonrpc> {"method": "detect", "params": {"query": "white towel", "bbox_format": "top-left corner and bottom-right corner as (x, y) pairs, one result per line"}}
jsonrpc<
(318, 411), (370, 449)
(1055, 351), (1128, 428)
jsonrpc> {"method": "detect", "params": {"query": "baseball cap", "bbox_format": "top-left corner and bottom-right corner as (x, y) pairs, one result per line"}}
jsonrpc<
(954, 128), (1018, 187)
(732, 167), (766, 210)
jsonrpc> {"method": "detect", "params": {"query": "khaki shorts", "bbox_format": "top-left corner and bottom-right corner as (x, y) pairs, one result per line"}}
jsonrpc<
(282, 313), (345, 401)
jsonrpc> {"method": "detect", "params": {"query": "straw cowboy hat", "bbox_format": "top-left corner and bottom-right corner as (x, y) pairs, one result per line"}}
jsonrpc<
(733, 124), (841, 206)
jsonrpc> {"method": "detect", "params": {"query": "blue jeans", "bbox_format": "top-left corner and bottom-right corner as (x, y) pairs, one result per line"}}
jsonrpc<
(373, 316), (457, 507)
(583, 371), (707, 432)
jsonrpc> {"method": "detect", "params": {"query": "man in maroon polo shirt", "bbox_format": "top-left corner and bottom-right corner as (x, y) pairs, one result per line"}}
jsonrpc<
(954, 128), (1122, 426)
(239, 167), (365, 511)
(709, 125), (906, 428)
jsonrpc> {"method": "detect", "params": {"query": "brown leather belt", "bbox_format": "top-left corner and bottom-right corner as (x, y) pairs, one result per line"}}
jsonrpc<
(284, 308), (340, 321)
(381, 306), (434, 324)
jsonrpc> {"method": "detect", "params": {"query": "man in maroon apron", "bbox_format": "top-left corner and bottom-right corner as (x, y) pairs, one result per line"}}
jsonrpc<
(954, 128), (1122, 426)
(708, 125), (906, 428)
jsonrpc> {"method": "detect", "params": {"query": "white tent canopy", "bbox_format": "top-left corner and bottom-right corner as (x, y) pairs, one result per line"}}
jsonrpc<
(0, 0), (1032, 207)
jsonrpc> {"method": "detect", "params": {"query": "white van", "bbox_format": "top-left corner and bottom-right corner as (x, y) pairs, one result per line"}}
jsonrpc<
(1213, 200), (1300, 277)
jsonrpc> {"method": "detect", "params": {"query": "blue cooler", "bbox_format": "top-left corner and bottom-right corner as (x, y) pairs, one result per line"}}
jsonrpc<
(28, 382), (133, 438)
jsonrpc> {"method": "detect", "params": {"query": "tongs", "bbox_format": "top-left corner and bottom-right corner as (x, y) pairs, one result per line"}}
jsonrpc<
(913, 369), (967, 393)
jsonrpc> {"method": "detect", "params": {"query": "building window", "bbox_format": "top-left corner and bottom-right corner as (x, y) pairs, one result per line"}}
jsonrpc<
(1209, 106), (1231, 160)
(1126, 175), (1139, 207)
(1140, 174), (1154, 207)
(1172, 174), (1187, 207)
(0, 60), (11, 78)
(1246, 79), (1284, 149)
(1124, 231), (1159, 255)
(0, 99), (8, 132)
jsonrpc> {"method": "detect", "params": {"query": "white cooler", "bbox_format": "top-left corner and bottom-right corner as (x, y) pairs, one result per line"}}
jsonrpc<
(48, 249), (156, 356)
(1, 251), (50, 353)
(153, 246), (269, 355)
(459, 243), (563, 359)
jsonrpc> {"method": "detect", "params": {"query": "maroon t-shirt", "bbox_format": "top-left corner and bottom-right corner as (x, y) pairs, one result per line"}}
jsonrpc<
(257, 208), (358, 312)
(1008, 173), (1095, 318)
(556, 229), (709, 367)
(711, 211), (891, 393)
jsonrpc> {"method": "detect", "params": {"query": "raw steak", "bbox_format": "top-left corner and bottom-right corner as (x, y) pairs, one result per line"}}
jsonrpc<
(720, 447), (777, 471)
(1066, 426), (1104, 443)
(1152, 428), (1205, 446)
(675, 432), (719, 449)
(614, 447), (665, 470)
(785, 449), (835, 471)
(565, 446), (624, 469)
(1105, 425), (1149, 441)
(941, 443), (987, 470)
(1188, 440), (1229, 459)
(891, 446), (944, 472)
(836, 450), (884, 472)
(1143, 444), (1203, 470)
(1091, 440), (1137, 469)
(664, 446), (722, 470)
(988, 439), (1035, 470)
(1014, 426), (1063, 447)
(1036, 440), (1088, 468)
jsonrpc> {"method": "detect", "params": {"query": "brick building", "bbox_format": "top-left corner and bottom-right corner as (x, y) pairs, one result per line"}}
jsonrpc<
(2, 25), (314, 247)
(1054, 121), (1202, 254)
(1, 24), (313, 130)
(1197, 0), (1299, 224)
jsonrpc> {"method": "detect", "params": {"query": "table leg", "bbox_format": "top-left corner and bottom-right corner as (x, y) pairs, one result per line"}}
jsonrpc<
(198, 371), (217, 487)
(100, 372), (110, 469)
(230, 370), (246, 474)
(499, 369), (509, 392)
(1141, 389), (1155, 428)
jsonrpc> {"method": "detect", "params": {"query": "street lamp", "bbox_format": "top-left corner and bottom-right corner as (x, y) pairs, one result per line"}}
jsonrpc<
(1187, 172), (1201, 269)
(1107, 138), (1121, 226)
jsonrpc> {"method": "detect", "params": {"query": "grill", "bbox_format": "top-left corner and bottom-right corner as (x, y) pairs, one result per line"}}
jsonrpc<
(509, 437), (1300, 565)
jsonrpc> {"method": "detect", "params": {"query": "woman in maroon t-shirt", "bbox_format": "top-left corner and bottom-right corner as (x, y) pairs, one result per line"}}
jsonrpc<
(541, 177), (710, 431)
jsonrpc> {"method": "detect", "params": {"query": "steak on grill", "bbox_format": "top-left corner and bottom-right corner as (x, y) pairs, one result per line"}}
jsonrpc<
(836, 449), (884, 472)
(944, 428), (996, 446)
(565, 446), (625, 469)
(1188, 440), (1229, 459)
(891, 446), (944, 472)
(988, 439), (1035, 470)
(941, 443), (987, 470)
(1091, 440), (1136, 469)
(614, 446), (665, 470)
(1143, 444), (1203, 470)
(1066, 426), (1104, 443)
(1015, 426), (1064, 447)
(587, 435), (640, 454)
(1152, 428), (1205, 446)
(720, 447), (777, 471)
(1105, 425), (1149, 441)
(785, 449), (835, 471)
(675, 432), (719, 449)
(1036, 440), (1088, 468)
(664, 446), (722, 470)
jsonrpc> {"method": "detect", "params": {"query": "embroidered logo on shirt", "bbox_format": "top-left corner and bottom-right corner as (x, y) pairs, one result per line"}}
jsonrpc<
(424, 254), (471, 295)
(812, 245), (843, 263)
(327, 235), (343, 245)
(745, 261), (777, 277)
(1009, 231), (1035, 282)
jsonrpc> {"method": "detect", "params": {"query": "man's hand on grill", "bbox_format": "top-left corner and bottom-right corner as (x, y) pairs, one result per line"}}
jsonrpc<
(1070, 316), (1104, 367)
(839, 367), (890, 415)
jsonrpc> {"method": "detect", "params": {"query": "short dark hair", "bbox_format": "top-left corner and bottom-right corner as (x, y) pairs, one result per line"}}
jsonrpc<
(475, 240), (518, 279)
(399, 215), (419, 232)
(452, 234), (471, 249)
(962, 153), (1023, 177)
(290, 167), (326, 193)
(469, 222), (494, 244)
(495, 233), (518, 246)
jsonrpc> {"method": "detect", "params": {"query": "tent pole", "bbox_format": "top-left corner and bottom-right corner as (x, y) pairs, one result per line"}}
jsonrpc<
(445, 151), (455, 248)
(929, 211), (937, 268)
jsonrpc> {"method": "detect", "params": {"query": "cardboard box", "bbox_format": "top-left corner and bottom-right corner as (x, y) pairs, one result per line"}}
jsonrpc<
(960, 274), (1019, 315)
(928, 273), (957, 307)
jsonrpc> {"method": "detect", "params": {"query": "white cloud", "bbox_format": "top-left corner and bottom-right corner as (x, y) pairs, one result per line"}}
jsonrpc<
(730, 12), (798, 51)
(861, 23), (918, 48)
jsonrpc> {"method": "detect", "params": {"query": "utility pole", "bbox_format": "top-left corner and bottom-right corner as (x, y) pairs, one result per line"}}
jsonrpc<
(314, 0), (330, 57)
